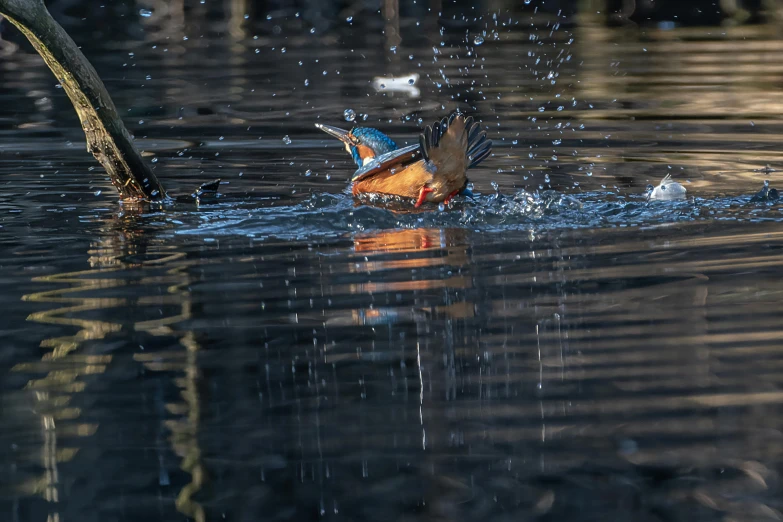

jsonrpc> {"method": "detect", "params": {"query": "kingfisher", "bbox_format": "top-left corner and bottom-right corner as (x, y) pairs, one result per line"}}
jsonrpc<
(315, 113), (491, 207)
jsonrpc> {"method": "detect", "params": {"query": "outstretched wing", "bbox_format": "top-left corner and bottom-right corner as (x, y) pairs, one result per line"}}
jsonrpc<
(351, 144), (422, 182)
(418, 113), (491, 170)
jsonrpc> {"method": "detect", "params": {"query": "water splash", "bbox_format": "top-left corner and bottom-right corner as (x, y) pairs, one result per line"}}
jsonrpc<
(168, 188), (777, 241)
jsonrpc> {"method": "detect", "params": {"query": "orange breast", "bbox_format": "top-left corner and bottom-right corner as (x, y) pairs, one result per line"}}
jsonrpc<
(352, 161), (431, 199)
(355, 144), (375, 162)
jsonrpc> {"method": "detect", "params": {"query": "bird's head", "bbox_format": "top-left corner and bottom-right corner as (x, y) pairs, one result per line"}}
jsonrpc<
(315, 123), (397, 167)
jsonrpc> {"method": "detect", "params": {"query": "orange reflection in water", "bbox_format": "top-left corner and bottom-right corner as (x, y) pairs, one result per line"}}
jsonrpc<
(325, 228), (475, 330)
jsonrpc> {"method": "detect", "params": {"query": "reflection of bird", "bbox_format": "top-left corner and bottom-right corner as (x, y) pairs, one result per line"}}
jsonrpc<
(316, 113), (491, 207)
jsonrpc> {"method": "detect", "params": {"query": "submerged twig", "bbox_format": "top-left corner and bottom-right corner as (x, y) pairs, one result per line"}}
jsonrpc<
(0, 0), (166, 201)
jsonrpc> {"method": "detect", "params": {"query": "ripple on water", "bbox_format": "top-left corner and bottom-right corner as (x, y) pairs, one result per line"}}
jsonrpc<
(170, 188), (781, 240)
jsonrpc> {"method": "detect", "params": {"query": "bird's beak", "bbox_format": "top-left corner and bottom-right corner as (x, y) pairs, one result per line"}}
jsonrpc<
(314, 123), (352, 144)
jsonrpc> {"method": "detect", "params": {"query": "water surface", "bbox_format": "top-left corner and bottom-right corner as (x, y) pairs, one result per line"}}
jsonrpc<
(2, 2), (783, 521)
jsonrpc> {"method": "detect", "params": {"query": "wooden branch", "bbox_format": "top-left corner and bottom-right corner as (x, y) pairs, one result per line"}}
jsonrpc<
(0, 0), (167, 201)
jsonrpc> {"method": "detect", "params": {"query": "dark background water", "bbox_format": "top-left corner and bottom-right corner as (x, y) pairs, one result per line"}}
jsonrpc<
(3, 1), (783, 521)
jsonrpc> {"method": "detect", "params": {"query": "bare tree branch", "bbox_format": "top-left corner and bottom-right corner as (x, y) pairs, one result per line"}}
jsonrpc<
(0, 0), (167, 201)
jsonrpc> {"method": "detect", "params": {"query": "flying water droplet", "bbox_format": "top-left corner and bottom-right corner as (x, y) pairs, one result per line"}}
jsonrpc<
(344, 109), (356, 122)
(304, 79), (310, 86)
(346, 16), (353, 23)
(282, 135), (292, 145)
(544, 174), (551, 183)
(473, 35), (484, 45)
(139, 9), (153, 17)
(305, 169), (312, 176)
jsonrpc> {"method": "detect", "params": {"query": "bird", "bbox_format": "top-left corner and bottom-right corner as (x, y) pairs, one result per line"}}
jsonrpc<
(315, 113), (491, 207)
(314, 123), (398, 168)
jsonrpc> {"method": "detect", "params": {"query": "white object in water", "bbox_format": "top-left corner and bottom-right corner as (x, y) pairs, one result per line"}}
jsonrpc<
(372, 73), (420, 97)
(648, 174), (686, 201)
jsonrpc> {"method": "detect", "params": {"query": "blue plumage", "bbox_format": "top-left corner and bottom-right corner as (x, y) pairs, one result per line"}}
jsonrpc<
(349, 127), (397, 166)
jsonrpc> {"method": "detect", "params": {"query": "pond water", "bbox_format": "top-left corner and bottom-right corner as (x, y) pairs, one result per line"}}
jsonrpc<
(3, 2), (783, 521)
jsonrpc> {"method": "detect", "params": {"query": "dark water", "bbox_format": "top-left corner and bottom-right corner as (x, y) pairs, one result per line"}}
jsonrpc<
(3, 2), (783, 521)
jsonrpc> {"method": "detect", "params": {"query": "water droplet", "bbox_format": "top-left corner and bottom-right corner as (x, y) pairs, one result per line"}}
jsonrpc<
(145, 75), (152, 80)
(151, 157), (158, 163)
(390, 46), (397, 53)
(305, 169), (312, 177)
(310, 28), (316, 34)
(344, 109), (356, 122)
(218, 136), (225, 141)
(473, 35), (484, 45)
(346, 16), (353, 22)
(281, 47), (286, 53)
(512, 140), (518, 145)
(139, 9), (153, 17)
(304, 79), (310, 86)
(544, 174), (551, 183)
(282, 135), (292, 145)
(552, 139), (561, 145)
(438, 202), (446, 211)
(94, 190), (102, 196)
(326, 173), (331, 180)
